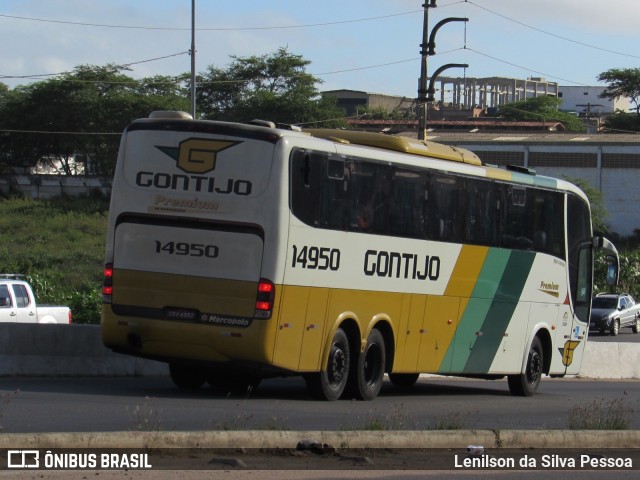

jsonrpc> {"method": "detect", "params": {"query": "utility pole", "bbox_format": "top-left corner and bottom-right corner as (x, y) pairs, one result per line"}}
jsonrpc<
(190, 0), (196, 118)
(576, 103), (604, 118)
(417, 2), (468, 140)
(417, 1), (436, 141)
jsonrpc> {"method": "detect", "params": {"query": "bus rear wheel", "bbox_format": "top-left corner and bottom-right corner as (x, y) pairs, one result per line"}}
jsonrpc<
(169, 363), (206, 390)
(305, 328), (350, 401)
(353, 329), (386, 401)
(508, 336), (543, 397)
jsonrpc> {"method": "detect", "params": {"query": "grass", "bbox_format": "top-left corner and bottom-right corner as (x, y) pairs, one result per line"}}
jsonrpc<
(0, 194), (109, 323)
(342, 403), (472, 431)
(128, 397), (163, 431)
(567, 396), (634, 430)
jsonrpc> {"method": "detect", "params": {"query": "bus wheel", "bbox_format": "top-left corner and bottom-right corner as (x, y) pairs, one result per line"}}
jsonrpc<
(169, 363), (205, 390)
(305, 328), (350, 401)
(353, 329), (386, 401)
(507, 336), (543, 397)
(389, 372), (420, 388)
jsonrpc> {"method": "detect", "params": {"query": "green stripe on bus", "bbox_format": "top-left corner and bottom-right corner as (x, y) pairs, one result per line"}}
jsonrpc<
(463, 250), (536, 373)
(444, 248), (510, 372)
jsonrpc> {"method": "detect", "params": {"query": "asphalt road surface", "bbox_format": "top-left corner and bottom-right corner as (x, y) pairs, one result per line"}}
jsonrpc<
(0, 375), (638, 433)
(588, 329), (640, 343)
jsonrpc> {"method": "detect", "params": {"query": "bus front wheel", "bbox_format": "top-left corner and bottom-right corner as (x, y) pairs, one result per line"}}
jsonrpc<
(508, 336), (543, 397)
(305, 328), (350, 401)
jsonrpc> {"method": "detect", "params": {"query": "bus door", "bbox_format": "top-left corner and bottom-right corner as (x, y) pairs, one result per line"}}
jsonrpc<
(564, 195), (594, 375)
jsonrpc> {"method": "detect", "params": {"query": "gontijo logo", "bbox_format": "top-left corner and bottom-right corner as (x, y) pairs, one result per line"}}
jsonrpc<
(156, 138), (241, 174)
(137, 138), (251, 195)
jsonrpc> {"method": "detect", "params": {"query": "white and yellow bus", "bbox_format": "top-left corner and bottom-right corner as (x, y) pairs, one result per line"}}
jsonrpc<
(101, 111), (618, 400)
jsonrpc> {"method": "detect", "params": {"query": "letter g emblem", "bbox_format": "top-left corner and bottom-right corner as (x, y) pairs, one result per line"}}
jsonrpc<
(177, 139), (240, 174)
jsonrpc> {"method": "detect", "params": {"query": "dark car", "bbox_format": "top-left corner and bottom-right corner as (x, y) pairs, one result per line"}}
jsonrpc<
(589, 293), (640, 336)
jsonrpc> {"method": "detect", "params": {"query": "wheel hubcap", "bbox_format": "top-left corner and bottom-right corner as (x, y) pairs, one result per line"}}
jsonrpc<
(329, 345), (346, 384)
(363, 345), (382, 385)
(528, 350), (541, 385)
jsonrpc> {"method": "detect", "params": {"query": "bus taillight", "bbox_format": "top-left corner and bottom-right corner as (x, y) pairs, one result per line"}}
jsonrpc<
(255, 278), (275, 319)
(102, 263), (113, 304)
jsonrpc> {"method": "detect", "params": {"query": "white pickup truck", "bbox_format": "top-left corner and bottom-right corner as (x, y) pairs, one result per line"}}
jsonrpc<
(0, 275), (72, 324)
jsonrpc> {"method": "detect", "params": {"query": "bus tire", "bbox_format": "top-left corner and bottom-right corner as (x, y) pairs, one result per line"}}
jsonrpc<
(305, 328), (350, 401)
(507, 336), (543, 397)
(389, 372), (420, 388)
(353, 329), (386, 401)
(169, 363), (205, 390)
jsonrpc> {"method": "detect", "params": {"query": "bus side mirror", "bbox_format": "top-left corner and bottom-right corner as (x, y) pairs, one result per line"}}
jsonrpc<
(606, 260), (619, 287)
(594, 236), (619, 287)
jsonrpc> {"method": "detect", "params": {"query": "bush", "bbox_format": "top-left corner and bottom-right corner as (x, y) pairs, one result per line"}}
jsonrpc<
(0, 195), (108, 324)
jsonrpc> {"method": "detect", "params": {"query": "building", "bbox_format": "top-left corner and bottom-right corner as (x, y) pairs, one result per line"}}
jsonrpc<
(323, 77), (560, 117)
(433, 76), (558, 109)
(322, 89), (415, 117)
(557, 86), (630, 115)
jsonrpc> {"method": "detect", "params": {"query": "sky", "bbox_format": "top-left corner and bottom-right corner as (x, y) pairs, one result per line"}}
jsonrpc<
(1, 0), (640, 101)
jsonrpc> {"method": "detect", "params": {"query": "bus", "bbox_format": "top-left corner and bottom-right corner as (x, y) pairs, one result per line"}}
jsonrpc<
(101, 110), (619, 400)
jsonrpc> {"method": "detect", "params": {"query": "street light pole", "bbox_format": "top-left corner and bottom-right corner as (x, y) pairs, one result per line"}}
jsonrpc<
(190, 0), (196, 118)
(417, 1), (436, 141)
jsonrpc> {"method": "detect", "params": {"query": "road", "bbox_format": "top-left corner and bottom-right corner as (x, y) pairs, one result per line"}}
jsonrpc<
(1, 375), (638, 479)
(0, 375), (638, 433)
(588, 329), (640, 343)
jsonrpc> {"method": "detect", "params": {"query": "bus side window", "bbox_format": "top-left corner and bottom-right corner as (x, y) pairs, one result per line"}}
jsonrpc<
(389, 168), (427, 239)
(290, 150), (323, 226)
(348, 161), (390, 234)
(322, 156), (349, 229)
(467, 180), (499, 246)
(533, 189), (565, 258)
(429, 173), (466, 243)
(502, 186), (534, 250)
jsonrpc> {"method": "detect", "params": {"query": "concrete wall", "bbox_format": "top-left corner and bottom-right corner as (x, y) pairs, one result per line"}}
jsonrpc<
(0, 175), (111, 199)
(0, 323), (635, 379)
(0, 324), (166, 376)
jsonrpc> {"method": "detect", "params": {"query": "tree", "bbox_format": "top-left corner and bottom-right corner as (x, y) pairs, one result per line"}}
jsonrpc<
(196, 48), (345, 127)
(598, 68), (640, 117)
(563, 176), (608, 234)
(0, 65), (189, 175)
(598, 68), (640, 132)
(500, 96), (584, 131)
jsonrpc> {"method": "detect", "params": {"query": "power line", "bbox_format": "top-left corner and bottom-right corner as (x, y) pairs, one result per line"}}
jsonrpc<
(0, 10), (422, 31)
(0, 51), (190, 81)
(0, 128), (121, 135)
(465, 47), (590, 86)
(466, 0), (640, 60)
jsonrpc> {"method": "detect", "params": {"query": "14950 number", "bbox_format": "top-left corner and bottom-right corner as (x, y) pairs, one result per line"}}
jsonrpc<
(155, 241), (219, 258)
(291, 245), (340, 271)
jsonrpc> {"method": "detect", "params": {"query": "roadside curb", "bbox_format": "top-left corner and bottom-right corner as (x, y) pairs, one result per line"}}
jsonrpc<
(0, 430), (639, 449)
